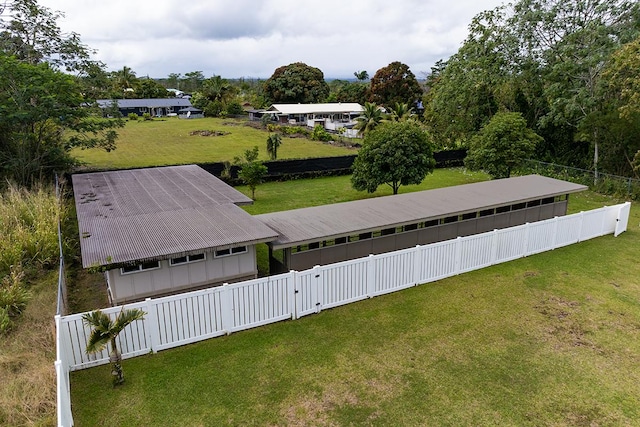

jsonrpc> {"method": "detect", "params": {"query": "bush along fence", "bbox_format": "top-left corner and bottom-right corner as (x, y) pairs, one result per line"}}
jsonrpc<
(55, 202), (630, 426)
(520, 160), (640, 200)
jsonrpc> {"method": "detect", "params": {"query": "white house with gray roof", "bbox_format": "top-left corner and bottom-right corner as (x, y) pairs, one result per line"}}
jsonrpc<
(254, 103), (364, 134)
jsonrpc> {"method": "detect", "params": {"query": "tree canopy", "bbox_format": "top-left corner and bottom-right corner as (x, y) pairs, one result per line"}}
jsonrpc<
(465, 112), (542, 179)
(424, 0), (640, 177)
(263, 62), (330, 104)
(368, 61), (423, 109)
(351, 121), (435, 194)
(0, 0), (123, 186)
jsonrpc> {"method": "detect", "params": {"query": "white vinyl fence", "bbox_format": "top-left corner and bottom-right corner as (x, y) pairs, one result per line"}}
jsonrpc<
(55, 202), (631, 426)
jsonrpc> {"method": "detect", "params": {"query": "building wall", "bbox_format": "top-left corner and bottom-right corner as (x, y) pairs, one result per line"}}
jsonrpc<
(283, 199), (569, 272)
(105, 246), (257, 304)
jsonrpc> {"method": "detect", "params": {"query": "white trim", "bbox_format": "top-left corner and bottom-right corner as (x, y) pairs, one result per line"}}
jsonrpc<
(169, 253), (207, 266)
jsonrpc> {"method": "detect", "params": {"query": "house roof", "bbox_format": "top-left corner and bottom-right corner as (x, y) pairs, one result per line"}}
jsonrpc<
(255, 175), (587, 250)
(266, 103), (364, 115)
(96, 98), (192, 109)
(72, 165), (278, 268)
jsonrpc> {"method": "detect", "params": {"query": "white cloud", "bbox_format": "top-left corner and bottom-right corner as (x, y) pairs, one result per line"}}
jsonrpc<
(47, 0), (506, 78)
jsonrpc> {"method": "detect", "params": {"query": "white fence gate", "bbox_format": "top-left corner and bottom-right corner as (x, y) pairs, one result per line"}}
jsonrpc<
(55, 202), (631, 426)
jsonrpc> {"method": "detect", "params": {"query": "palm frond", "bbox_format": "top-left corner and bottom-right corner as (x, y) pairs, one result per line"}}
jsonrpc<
(112, 308), (145, 335)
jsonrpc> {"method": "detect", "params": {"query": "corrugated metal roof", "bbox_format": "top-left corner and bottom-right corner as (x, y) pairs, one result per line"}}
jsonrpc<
(267, 103), (364, 115)
(72, 165), (278, 268)
(96, 98), (192, 109)
(255, 175), (587, 249)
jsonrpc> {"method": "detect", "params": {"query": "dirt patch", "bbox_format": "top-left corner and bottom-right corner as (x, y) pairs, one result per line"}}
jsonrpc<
(535, 296), (597, 349)
(189, 130), (230, 137)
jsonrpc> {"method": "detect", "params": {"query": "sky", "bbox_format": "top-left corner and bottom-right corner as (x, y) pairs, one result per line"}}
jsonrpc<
(47, 0), (507, 80)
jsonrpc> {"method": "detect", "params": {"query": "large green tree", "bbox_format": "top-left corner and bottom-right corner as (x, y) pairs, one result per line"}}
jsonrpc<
(0, 1), (123, 186)
(465, 112), (542, 179)
(0, 54), (122, 186)
(424, 0), (640, 176)
(263, 62), (330, 104)
(351, 121), (435, 194)
(368, 61), (423, 110)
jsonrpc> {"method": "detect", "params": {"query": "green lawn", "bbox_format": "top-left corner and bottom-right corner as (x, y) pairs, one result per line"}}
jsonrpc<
(69, 174), (640, 426)
(71, 116), (355, 169)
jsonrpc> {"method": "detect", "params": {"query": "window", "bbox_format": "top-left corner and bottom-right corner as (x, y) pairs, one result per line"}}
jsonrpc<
(526, 199), (541, 207)
(424, 219), (439, 228)
(335, 237), (347, 245)
(443, 215), (459, 224)
(542, 197), (555, 205)
(461, 212), (477, 221)
(170, 253), (206, 266)
(479, 209), (494, 217)
(381, 228), (395, 236)
(120, 260), (160, 275)
(215, 246), (248, 257)
(512, 202), (526, 211)
(308, 242), (320, 249)
(496, 205), (511, 214)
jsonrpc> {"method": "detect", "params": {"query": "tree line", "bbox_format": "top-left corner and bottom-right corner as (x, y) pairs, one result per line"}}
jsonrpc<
(1, 0), (639, 188)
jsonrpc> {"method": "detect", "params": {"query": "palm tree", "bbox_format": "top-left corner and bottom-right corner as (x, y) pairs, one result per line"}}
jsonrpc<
(266, 133), (282, 160)
(389, 102), (414, 122)
(354, 102), (385, 136)
(82, 308), (145, 386)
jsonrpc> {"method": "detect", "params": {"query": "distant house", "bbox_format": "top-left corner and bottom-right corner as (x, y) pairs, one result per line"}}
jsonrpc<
(251, 103), (364, 134)
(178, 106), (204, 119)
(96, 98), (193, 117)
(72, 165), (278, 304)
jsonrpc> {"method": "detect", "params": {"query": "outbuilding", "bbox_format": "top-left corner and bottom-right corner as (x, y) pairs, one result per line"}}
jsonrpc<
(256, 175), (587, 273)
(72, 165), (278, 304)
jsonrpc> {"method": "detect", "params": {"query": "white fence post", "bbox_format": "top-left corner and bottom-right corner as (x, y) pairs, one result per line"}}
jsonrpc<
(367, 254), (376, 297)
(144, 298), (160, 353)
(290, 271), (298, 320)
(490, 230), (498, 266)
(221, 283), (234, 334)
(454, 236), (462, 274)
(412, 245), (422, 285)
(522, 223), (530, 256)
(551, 217), (559, 249)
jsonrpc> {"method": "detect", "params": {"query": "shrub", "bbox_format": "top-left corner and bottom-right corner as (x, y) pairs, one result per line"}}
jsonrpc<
(311, 125), (333, 142)
(128, 113), (139, 121)
(226, 101), (245, 115)
(142, 113), (152, 121)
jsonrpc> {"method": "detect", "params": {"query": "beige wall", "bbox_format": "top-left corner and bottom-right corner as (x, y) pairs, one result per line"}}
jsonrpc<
(106, 246), (257, 304)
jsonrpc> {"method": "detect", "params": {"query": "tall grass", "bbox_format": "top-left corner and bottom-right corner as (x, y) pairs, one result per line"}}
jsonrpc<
(0, 184), (66, 274)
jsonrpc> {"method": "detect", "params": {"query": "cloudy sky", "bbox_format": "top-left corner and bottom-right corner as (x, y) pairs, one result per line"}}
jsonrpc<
(47, 0), (506, 80)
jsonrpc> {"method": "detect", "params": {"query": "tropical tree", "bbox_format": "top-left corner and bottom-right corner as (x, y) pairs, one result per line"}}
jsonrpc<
(389, 102), (414, 122)
(465, 112), (542, 179)
(111, 66), (138, 97)
(354, 102), (385, 136)
(354, 70), (369, 81)
(263, 62), (330, 104)
(368, 61), (423, 109)
(235, 146), (268, 199)
(82, 308), (145, 386)
(266, 133), (282, 160)
(351, 121), (436, 194)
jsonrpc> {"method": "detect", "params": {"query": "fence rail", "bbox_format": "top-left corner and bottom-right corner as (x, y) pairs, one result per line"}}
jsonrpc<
(55, 202), (630, 426)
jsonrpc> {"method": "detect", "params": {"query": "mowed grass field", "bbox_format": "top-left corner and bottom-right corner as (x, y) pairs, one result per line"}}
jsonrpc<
(71, 116), (355, 169)
(70, 172), (640, 426)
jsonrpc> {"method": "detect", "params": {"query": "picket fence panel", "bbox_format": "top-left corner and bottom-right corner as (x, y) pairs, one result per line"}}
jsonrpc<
(57, 202), (631, 374)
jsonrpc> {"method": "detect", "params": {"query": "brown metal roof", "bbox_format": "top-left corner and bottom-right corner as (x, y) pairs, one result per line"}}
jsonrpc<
(255, 175), (587, 249)
(72, 165), (278, 268)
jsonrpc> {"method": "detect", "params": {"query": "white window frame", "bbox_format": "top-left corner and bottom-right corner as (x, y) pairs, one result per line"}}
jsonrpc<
(120, 260), (161, 275)
(214, 246), (247, 258)
(169, 253), (206, 266)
